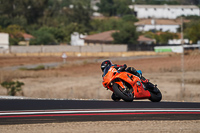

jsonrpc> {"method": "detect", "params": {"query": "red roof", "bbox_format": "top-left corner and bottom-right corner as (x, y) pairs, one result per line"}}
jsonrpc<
(22, 33), (34, 40)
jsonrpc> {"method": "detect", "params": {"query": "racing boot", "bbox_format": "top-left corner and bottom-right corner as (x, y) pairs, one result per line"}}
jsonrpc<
(141, 76), (149, 84)
(127, 67), (149, 83)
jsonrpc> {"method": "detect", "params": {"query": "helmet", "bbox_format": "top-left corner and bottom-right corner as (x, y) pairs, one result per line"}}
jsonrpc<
(101, 60), (112, 72)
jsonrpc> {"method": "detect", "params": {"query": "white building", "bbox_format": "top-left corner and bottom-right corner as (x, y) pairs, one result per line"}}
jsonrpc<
(0, 33), (9, 53)
(168, 39), (189, 44)
(130, 5), (200, 19)
(135, 19), (180, 33)
(70, 32), (86, 46)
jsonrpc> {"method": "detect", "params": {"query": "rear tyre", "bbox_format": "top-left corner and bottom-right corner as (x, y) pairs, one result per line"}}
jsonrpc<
(112, 83), (133, 102)
(148, 85), (162, 102)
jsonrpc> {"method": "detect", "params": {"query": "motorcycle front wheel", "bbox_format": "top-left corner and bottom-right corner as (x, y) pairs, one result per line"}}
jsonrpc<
(112, 83), (133, 102)
(111, 93), (121, 102)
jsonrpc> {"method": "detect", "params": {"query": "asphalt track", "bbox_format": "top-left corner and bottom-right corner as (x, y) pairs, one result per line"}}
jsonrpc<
(0, 99), (200, 125)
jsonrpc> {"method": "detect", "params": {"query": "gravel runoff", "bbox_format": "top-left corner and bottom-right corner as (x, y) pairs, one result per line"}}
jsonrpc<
(0, 120), (200, 133)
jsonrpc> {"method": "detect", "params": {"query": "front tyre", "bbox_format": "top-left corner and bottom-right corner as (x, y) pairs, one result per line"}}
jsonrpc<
(111, 93), (121, 102)
(112, 83), (133, 102)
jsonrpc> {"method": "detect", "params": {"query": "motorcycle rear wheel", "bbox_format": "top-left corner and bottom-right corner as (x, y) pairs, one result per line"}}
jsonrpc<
(112, 83), (133, 102)
(149, 86), (162, 102)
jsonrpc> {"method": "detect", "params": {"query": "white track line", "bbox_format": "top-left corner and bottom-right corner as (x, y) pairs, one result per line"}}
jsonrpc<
(1, 109), (200, 116)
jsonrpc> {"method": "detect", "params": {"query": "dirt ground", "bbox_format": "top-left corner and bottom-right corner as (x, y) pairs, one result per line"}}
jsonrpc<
(0, 56), (100, 67)
(0, 51), (200, 132)
(1, 120), (200, 133)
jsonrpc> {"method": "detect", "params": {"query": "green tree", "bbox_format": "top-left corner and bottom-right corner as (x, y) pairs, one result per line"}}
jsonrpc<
(143, 31), (179, 44)
(0, 25), (25, 45)
(112, 24), (138, 44)
(39, 0), (72, 27)
(68, 0), (92, 33)
(159, 32), (179, 44)
(184, 20), (200, 43)
(1, 81), (24, 96)
(35, 27), (66, 43)
(97, 0), (133, 17)
(175, 0), (200, 5)
(0, 0), (48, 25)
(184, 15), (200, 20)
(30, 27), (55, 45)
(0, 16), (12, 28)
(90, 17), (124, 34)
(114, 0), (133, 16)
(122, 15), (138, 22)
(97, 0), (115, 16)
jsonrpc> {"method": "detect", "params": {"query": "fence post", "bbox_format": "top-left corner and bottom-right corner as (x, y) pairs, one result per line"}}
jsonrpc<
(181, 16), (185, 101)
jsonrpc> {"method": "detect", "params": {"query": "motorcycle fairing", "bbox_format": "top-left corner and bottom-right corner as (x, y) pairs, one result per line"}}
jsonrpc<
(112, 72), (151, 99)
(102, 66), (151, 99)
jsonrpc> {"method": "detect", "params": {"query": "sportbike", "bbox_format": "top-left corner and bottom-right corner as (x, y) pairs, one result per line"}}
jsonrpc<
(102, 65), (162, 102)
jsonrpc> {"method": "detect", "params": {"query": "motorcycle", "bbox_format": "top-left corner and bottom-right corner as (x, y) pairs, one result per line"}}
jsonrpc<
(102, 65), (162, 102)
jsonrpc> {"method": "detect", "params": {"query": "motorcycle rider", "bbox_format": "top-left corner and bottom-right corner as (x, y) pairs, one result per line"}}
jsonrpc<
(101, 60), (149, 83)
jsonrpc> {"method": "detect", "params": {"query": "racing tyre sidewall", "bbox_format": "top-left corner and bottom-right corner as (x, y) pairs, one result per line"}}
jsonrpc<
(112, 83), (133, 102)
(111, 93), (121, 102)
(149, 87), (162, 102)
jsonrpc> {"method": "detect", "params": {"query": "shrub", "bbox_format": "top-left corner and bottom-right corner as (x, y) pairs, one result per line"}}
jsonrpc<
(1, 81), (24, 96)
(19, 65), (45, 71)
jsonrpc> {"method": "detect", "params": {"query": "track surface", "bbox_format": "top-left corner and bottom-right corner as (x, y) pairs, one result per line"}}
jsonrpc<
(0, 99), (200, 124)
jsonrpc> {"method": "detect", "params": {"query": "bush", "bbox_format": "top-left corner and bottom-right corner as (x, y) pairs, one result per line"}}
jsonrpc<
(19, 65), (45, 71)
(30, 28), (56, 45)
(1, 81), (24, 96)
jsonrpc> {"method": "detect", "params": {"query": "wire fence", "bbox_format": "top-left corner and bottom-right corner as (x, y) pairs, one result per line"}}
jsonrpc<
(180, 49), (200, 101)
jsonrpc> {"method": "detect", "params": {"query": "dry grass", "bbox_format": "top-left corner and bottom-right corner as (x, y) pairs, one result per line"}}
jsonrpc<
(0, 51), (200, 101)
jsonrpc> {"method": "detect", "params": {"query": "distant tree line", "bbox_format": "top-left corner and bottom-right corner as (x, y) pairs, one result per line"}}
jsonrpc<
(0, 0), (200, 45)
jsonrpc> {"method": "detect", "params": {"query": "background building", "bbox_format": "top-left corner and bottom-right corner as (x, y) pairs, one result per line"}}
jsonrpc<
(0, 33), (9, 53)
(70, 32), (86, 46)
(135, 19), (181, 33)
(130, 5), (200, 19)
